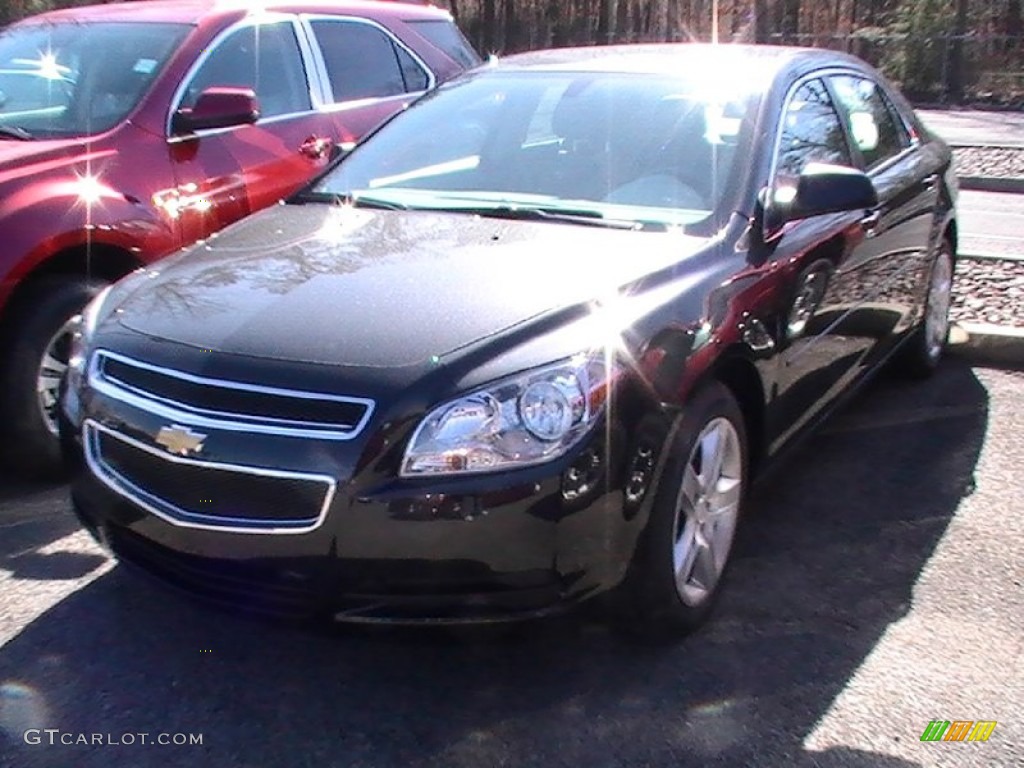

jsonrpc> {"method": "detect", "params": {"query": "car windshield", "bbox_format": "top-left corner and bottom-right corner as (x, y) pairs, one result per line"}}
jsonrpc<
(0, 22), (189, 139)
(314, 69), (759, 230)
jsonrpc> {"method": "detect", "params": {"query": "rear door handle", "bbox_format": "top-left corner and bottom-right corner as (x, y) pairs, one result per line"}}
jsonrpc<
(923, 173), (939, 191)
(299, 136), (333, 160)
(861, 209), (882, 236)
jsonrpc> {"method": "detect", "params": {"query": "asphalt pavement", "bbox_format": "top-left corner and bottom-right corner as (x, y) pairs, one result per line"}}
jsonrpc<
(918, 109), (1024, 148)
(1, 359), (1021, 768)
(958, 189), (1024, 258)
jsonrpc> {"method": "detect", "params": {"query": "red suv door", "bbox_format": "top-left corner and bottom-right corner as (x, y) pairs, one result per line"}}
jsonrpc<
(303, 16), (436, 147)
(164, 17), (336, 245)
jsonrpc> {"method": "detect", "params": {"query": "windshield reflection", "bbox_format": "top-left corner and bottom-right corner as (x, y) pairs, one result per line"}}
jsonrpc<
(317, 70), (760, 230)
(0, 22), (188, 138)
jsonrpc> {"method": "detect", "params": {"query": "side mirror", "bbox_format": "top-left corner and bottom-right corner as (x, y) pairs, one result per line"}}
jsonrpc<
(763, 163), (878, 239)
(172, 87), (260, 134)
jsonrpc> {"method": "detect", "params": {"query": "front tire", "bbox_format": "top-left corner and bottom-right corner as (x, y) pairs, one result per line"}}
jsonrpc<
(613, 381), (748, 638)
(0, 277), (109, 479)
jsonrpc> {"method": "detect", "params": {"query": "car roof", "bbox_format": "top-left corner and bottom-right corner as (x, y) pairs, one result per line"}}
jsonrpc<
(15, 0), (449, 26)
(492, 43), (866, 81)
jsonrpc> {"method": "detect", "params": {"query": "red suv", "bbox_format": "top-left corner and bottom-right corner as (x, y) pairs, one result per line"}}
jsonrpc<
(0, 0), (479, 476)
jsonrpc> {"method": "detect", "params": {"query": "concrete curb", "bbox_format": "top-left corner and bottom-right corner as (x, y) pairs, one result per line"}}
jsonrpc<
(950, 142), (1024, 150)
(960, 250), (1024, 262)
(948, 322), (1024, 368)
(958, 176), (1024, 193)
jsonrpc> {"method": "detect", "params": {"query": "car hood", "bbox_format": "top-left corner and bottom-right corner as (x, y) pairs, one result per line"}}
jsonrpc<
(114, 203), (711, 368)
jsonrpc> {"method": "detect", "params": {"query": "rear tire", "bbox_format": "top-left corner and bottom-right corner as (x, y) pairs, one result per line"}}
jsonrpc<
(611, 381), (748, 640)
(897, 239), (954, 379)
(0, 277), (109, 480)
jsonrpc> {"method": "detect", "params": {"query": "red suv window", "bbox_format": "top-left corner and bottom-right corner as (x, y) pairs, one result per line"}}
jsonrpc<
(309, 19), (429, 103)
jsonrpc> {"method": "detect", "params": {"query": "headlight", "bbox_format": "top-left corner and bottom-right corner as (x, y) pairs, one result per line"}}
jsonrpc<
(401, 353), (617, 477)
(68, 284), (114, 375)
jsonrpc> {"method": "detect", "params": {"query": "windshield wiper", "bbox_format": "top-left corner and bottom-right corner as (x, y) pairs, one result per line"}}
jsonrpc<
(446, 204), (644, 230)
(291, 191), (408, 210)
(348, 193), (408, 211)
(0, 125), (33, 140)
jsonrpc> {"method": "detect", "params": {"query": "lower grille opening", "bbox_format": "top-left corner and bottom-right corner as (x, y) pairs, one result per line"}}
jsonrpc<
(86, 422), (333, 532)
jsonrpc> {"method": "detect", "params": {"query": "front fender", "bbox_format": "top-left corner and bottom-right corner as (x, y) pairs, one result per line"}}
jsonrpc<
(0, 182), (177, 311)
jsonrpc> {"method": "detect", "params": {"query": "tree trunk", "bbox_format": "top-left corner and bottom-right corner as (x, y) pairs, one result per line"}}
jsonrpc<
(617, 0), (631, 41)
(504, 0), (517, 51)
(754, 0), (770, 43)
(1008, 0), (1023, 38)
(482, 0), (497, 52)
(948, 0), (970, 102)
(597, 0), (619, 42)
(653, 0), (670, 39)
(779, 0), (800, 43)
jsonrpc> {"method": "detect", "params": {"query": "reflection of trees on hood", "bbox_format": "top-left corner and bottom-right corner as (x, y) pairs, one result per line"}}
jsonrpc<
(131, 206), (505, 317)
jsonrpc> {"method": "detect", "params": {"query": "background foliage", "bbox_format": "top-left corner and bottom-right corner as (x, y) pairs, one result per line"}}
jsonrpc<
(3, 0), (1022, 103)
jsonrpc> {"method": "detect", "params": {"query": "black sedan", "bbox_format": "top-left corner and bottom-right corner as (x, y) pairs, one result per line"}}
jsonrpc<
(62, 44), (957, 636)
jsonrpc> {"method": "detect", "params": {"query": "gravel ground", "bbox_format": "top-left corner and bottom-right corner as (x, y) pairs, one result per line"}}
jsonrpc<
(952, 256), (1024, 328)
(947, 142), (1024, 328)
(953, 146), (1024, 178)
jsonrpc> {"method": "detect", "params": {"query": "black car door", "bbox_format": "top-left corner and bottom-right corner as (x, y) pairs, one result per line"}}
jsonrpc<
(767, 76), (879, 451)
(825, 72), (940, 367)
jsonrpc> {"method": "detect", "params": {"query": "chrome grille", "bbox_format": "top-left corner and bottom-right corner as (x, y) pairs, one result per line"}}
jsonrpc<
(90, 350), (374, 440)
(84, 421), (335, 534)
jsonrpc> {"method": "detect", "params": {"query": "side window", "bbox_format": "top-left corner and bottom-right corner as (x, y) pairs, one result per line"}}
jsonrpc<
(309, 21), (427, 103)
(829, 75), (909, 170)
(406, 19), (482, 69)
(775, 78), (852, 178)
(180, 22), (310, 119)
(395, 46), (430, 92)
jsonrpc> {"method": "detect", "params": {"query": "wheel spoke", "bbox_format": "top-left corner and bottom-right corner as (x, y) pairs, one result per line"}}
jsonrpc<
(37, 373), (63, 393)
(710, 476), (742, 514)
(40, 351), (68, 377)
(680, 464), (701, 508)
(688, 533), (717, 591)
(699, 425), (726, 491)
(673, 523), (700, 587)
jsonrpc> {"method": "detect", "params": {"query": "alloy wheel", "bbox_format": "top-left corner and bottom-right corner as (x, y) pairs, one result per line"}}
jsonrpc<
(671, 416), (743, 607)
(36, 317), (76, 437)
(925, 249), (953, 362)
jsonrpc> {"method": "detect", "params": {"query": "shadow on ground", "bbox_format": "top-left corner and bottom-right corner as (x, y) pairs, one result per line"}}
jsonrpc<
(0, 469), (93, 581)
(0, 360), (990, 767)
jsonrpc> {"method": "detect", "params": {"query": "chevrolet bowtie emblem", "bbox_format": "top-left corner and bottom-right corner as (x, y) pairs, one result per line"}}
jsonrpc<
(155, 425), (207, 457)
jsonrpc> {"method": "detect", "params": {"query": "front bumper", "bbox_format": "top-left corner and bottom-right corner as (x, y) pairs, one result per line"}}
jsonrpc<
(62, 347), (667, 624)
(68, 437), (635, 624)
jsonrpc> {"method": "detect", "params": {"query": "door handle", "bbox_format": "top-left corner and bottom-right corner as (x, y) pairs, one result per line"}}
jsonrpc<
(923, 173), (939, 191)
(861, 209), (882, 237)
(299, 136), (333, 160)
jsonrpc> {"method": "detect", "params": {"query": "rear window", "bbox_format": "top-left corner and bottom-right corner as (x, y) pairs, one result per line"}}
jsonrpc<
(406, 19), (481, 69)
(310, 20), (428, 102)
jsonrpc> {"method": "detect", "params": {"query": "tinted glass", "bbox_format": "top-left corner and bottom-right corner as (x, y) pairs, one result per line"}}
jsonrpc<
(310, 21), (414, 102)
(181, 22), (310, 118)
(0, 22), (188, 138)
(396, 45), (430, 92)
(315, 71), (758, 227)
(776, 78), (852, 178)
(829, 74), (909, 170)
(406, 19), (481, 68)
